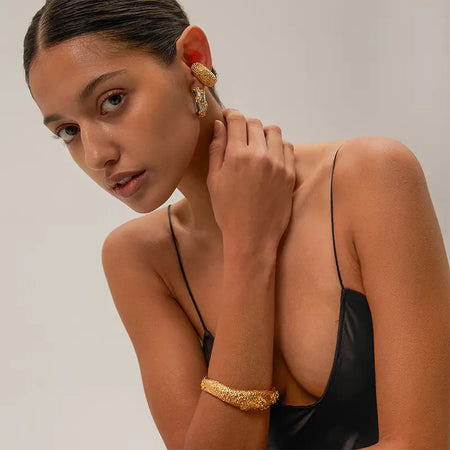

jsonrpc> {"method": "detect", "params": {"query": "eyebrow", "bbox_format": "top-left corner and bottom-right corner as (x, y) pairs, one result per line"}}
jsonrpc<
(43, 69), (127, 126)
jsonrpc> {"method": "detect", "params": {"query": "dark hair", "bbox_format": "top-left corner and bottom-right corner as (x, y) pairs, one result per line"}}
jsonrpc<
(23, 0), (223, 107)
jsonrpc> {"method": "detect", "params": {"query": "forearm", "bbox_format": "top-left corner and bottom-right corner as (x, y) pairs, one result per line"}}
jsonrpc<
(184, 241), (277, 449)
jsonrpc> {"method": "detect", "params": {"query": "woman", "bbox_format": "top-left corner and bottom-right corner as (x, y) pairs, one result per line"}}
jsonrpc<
(23, 1), (449, 449)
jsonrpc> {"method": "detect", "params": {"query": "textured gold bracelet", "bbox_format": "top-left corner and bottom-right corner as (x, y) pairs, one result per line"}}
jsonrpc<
(200, 376), (279, 411)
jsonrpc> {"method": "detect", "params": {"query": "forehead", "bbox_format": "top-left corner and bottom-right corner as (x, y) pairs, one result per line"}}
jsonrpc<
(28, 35), (162, 113)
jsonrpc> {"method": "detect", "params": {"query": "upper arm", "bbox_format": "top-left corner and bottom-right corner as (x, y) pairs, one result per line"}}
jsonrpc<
(341, 137), (450, 448)
(101, 221), (208, 449)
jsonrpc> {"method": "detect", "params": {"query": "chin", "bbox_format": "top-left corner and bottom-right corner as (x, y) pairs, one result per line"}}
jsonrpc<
(120, 189), (174, 215)
(129, 205), (154, 214)
(121, 199), (156, 214)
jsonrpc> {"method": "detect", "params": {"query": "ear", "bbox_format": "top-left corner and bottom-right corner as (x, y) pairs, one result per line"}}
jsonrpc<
(175, 25), (213, 72)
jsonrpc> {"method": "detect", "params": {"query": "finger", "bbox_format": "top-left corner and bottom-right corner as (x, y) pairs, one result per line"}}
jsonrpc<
(264, 125), (284, 163)
(208, 120), (227, 174)
(246, 118), (267, 153)
(222, 109), (247, 153)
(283, 141), (295, 172)
(283, 141), (297, 188)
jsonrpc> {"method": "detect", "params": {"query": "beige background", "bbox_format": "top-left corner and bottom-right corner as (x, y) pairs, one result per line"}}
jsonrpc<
(1, 1), (449, 449)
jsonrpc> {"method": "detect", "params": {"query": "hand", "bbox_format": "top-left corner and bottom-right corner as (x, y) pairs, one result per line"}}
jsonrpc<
(207, 108), (297, 248)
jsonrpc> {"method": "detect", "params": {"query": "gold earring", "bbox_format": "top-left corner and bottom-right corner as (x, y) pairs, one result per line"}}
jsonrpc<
(192, 87), (208, 117)
(191, 62), (217, 87)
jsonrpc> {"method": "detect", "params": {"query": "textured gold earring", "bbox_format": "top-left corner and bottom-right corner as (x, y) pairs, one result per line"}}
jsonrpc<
(192, 87), (208, 117)
(190, 62), (217, 87)
(190, 63), (216, 118)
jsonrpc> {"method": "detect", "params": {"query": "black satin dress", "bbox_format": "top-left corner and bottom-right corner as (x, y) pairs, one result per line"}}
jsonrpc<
(167, 145), (379, 449)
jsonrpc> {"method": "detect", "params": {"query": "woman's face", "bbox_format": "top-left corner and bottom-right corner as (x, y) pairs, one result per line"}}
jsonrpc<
(28, 34), (202, 213)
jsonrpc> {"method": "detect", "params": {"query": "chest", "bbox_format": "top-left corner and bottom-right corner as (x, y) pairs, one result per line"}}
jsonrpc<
(165, 178), (363, 407)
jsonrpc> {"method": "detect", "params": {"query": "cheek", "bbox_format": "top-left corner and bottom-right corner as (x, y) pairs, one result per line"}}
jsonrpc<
(128, 87), (200, 159)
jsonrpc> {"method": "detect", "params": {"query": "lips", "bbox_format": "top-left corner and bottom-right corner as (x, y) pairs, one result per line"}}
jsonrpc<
(106, 170), (146, 188)
(115, 173), (140, 187)
(113, 170), (146, 198)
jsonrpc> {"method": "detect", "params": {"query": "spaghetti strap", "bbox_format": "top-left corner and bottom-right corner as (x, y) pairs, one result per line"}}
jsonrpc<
(167, 204), (210, 334)
(330, 143), (346, 291)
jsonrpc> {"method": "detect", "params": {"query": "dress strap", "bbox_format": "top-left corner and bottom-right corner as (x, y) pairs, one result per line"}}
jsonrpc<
(330, 143), (346, 291)
(167, 204), (210, 333)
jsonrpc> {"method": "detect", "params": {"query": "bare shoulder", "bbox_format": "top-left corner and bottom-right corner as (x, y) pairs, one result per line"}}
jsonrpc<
(294, 135), (425, 220)
(293, 135), (420, 177)
(336, 135), (422, 179)
(101, 202), (209, 449)
(101, 201), (187, 303)
(335, 136), (427, 230)
(291, 135), (426, 294)
(101, 202), (180, 273)
(333, 138), (449, 447)
(102, 206), (167, 254)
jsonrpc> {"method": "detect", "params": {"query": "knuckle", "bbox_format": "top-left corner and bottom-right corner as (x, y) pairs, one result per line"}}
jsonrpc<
(223, 108), (239, 114)
(256, 153), (272, 168)
(247, 117), (263, 127)
(264, 124), (282, 134)
(273, 160), (285, 173)
(227, 112), (245, 122)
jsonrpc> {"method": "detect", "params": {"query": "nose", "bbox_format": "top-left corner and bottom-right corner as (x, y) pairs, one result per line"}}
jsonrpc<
(81, 123), (120, 170)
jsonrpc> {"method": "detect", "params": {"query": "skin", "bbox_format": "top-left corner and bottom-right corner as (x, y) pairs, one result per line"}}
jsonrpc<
(29, 26), (241, 234)
(29, 24), (449, 449)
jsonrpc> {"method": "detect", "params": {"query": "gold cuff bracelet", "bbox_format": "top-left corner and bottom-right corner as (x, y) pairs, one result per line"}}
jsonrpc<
(200, 376), (279, 411)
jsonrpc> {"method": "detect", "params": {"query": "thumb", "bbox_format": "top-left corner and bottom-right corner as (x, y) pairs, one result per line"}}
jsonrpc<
(208, 120), (226, 174)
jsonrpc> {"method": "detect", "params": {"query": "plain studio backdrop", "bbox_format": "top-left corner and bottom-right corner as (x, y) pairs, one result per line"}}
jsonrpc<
(1, 1), (449, 449)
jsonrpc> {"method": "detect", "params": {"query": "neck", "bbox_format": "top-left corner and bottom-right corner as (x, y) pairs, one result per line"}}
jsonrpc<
(176, 99), (224, 243)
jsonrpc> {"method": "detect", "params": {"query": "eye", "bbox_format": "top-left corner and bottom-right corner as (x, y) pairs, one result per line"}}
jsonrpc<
(101, 92), (125, 114)
(55, 125), (79, 143)
(52, 92), (125, 144)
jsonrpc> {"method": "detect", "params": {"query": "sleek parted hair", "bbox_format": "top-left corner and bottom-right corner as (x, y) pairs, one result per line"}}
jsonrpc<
(23, 0), (223, 107)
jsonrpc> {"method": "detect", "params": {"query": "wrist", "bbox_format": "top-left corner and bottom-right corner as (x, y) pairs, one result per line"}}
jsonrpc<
(222, 238), (278, 261)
